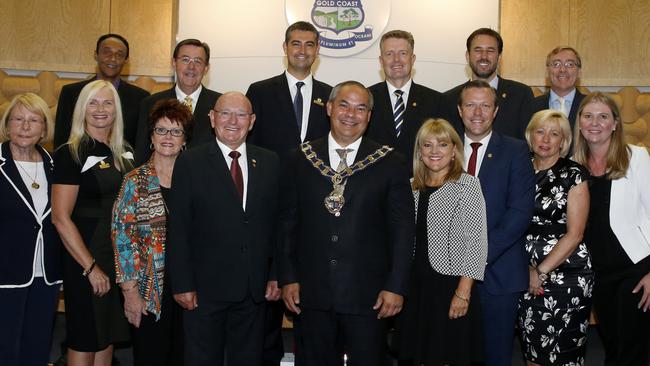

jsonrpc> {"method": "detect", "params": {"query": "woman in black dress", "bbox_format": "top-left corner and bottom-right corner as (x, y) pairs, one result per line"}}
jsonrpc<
(52, 80), (132, 365)
(517, 110), (592, 365)
(573, 92), (650, 366)
(398, 119), (488, 365)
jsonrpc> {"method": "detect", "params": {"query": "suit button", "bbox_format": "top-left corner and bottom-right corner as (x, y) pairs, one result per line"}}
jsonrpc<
(331, 235), (338, 242)
(330, 259), (337, 266)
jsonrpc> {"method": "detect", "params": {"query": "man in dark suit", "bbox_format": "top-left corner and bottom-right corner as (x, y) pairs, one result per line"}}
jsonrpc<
(247, 21), (332, 158)
(457, 80), (535, 366)
(246, 21), (332, 366)
(167, 92), (280, 366)
(134, 38), (221, 164)
(279, 81), (414, 365)
(529, 46), (585, 134)
(445, 28), (534, 140)
(366, 29), (443, 160)
(54, 33), (149, 148)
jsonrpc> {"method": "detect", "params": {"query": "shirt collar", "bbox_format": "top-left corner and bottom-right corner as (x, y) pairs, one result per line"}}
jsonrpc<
(328, 132), (363, 152)
(285, 71), (313, 89)
(175, 84), (203, 102)
(464, 131), (493, 146)
(386, 78), (412, 94)
(549, 88), (576, 104)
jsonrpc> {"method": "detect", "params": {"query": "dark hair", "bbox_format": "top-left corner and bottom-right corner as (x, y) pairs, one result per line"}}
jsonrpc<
(285, 21), (319, 43)
(173, 39), (211, 65)
(466, 28), (503, 54)
(380, 30), (414, 51)
(458, 79), (497, 107)
(96, 34), (130, 59)
(546, 46), (582, 68)
(148, 99), (194, 143)
(329, 81), (374, 110)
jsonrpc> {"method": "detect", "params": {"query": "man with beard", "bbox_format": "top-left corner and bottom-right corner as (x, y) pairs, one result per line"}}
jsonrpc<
(444, 28), (533, 140)
(134, 38), (221, 164)
(365, 30), (443, 165)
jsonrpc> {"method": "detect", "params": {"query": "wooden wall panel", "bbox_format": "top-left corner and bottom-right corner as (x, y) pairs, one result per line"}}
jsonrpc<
(0, 0), (109, 73)
(500, 0), (650, 86)
(110, 0), (175, 76)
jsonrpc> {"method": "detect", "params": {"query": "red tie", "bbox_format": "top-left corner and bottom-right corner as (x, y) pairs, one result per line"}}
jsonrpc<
(467, 142), (482, 176)
(229, 151), (243, 200)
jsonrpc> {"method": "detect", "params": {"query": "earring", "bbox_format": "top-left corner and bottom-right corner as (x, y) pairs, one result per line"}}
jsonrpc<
(182, 143), (187, 151)
(149, 143), (154, 150)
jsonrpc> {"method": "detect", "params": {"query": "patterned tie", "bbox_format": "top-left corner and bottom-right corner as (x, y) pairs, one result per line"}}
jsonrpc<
(393, 89), (405, 137)
(229, 151), (244, 200)
(183, 95), (193, 112)
(335, 148), (352, 172)
(294, 81), (305, 135)
(467, 142), (482, 176)
(557, 96), (567, 116)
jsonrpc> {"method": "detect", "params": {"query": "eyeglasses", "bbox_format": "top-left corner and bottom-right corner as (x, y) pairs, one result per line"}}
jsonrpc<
(154, 127), (185, 137)
(176, 56), (206, 66)
(548, 60), (580, 69)
(213, 110), (253, 120)
(9, 117), (44, 126)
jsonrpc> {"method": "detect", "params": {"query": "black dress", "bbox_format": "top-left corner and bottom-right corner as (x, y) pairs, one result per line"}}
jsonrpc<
(397, 186), (483, 365)
(53, 140), (131, 351)
(517, 158), (593, 365)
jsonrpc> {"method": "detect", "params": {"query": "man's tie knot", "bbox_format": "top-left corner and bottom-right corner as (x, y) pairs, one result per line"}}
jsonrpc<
(394, 89), (404, 98)
(229, 150), (241, 160)
(296, 81), (305, 91)
(470, 142), (482, 152)
(183, 95), (193, 111)
(335, 148), (353, 172)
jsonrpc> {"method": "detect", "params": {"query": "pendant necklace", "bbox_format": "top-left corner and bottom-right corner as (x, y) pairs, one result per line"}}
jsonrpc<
(15, 160), (40, 189)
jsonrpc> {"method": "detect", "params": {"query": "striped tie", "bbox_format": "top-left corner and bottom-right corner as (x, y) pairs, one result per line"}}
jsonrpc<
(183, 96), (193, 112)
(393, 89), (405, 137)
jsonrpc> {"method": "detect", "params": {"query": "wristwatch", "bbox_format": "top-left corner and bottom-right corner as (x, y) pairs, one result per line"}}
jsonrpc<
(535, 267), (548, 282)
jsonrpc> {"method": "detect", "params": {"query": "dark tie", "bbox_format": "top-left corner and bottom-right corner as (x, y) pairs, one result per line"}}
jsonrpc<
(393, 89), (405, 137)
(294, 81), (305, 135)
(229, 151), (244, 200)
(467, 142), (482, 176)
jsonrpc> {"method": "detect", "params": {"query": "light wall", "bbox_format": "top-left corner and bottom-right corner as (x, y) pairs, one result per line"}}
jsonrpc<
(178, 1), (499, 93)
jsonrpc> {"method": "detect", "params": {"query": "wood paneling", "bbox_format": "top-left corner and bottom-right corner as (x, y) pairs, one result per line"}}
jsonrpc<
(500, 0), (650, 86)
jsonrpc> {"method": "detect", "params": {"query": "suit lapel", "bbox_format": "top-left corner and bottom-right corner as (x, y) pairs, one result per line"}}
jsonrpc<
(0, 142), (37, 216)
(305, 80), (326, 139)
(244, 145), (261, 213)
(478, 132), (502, 181)
(207, 142), (244, 211)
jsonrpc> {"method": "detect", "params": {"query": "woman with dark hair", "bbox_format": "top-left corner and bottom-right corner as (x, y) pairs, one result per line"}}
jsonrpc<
(398, 118), (488, 365)
(518, 109), (592, 365)
(573, 92), (650, 365)
(52, 80), (133, 365)
(0, 93), (62, 365)
(112, 98), (192, 365)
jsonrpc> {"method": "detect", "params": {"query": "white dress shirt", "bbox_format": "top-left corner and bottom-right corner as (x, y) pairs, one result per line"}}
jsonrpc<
(216, 139), (249, 209)
(463, 132), (493, 176)
(549, 89), (577, 116)
(328, 133), (362, 170)
(175, 84), (203, 114)
(286, 72), (314, 142)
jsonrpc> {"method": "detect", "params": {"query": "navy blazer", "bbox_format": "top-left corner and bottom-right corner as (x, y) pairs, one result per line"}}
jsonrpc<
(134, 85), (221, 165)
(475, 132), (535, 295)
(246, 73), (332, 158)
(0, 143), (63, 287)
(365, 81), (444, 161)
(445, 77), (534, 140)
(54, 78), (150, 149)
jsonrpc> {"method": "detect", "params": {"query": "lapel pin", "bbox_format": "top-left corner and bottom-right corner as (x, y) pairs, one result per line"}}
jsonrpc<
(313, 98), (324, 106)
(251, 159), (257, 167)
(487, 153), (493, 159)
(501, 92), (507, 99)
(99, 160), (110, 169)
(412, 102), (417, 107)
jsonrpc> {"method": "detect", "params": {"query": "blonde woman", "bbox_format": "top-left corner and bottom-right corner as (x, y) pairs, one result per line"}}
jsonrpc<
(52, 80), (132, 366)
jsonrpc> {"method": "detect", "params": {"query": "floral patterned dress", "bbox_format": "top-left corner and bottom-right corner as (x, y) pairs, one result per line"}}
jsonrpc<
(517, 157), (594, 365)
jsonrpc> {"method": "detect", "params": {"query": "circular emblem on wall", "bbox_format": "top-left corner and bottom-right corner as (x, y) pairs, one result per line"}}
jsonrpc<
(285, 0), (390, 57)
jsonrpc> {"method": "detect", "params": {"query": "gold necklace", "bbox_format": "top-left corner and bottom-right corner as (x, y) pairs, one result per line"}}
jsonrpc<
(15, 160), (40, 189)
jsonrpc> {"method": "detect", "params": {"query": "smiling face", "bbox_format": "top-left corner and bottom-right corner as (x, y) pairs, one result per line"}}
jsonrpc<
(84, 87), (116, 132)
(7, 104), (46, 151)
(95, 37), (128, 81)
(418, 135), (455, 179)
(151, 117), (186, 159)
(579, 101), (617, 146)
(458, 87), (498, 141)
(379, 37), (416, 87)
(283, 30), (319, 77)
(173, 44), (209, 95)
(327, 84), (372, 147)
(531, 119), (563, 162)
(547, 49), (581, 96)
(466, 34), (500, 80)
(210, 93), (256, 150)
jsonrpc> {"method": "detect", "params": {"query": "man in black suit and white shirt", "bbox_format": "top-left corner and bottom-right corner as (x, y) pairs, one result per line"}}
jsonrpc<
(135, 38), (221, 164)
(54, 33), (149, 148)
(167, 92), (280, 366)
(445, 28), (533, 140)
(246, 21), (332, 159)
(365, 30), (443, 161)
(279, 81), (414, 365)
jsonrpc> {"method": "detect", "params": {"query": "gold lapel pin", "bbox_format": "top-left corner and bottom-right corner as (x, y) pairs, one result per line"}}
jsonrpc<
(487, 153), (493, 159)
(501, 92), (507, 98)
(251, 159), (257, 167)
(99, 160), (110, 169)
(412, 102), (417, 107)
(313, 98), (324, 106)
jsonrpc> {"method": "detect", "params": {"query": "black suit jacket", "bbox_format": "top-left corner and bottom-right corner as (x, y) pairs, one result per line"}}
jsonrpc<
(134, 86), (221, 164)
(278, 137), (415, 315)
(444, 77), (534, 140)
(167, 141), (280, 303)
(246, 73), (332, 157)
(365, 81), (443, 159)
(54, 78), (149, 149)
(529, 90), (586, 131)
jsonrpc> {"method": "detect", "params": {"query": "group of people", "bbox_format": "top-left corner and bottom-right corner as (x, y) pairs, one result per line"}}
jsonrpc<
(0, 20), (649, 366)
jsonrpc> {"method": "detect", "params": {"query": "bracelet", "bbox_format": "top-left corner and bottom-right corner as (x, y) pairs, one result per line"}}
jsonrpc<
(454, 290), (470, 303)
(82, 258), (96, 277)
(121, 282), (138, 292)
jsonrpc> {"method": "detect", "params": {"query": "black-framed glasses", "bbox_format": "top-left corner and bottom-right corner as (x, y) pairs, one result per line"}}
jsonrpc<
(176, 56), (205, 66)
(213, 109), (253, 120)
(548, 60), (579, 69)
(154, 127), (185, 137)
